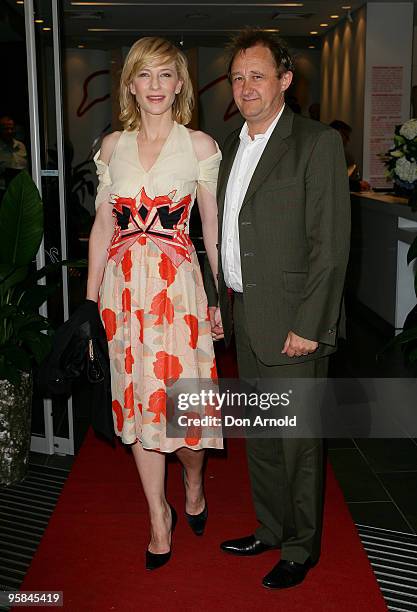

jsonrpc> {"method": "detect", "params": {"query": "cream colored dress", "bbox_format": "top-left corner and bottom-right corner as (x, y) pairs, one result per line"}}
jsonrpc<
(94, 122), (223, 451)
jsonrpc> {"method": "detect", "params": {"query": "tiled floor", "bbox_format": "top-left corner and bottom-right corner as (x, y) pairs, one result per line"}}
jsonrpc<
(327, 298), (417, 534)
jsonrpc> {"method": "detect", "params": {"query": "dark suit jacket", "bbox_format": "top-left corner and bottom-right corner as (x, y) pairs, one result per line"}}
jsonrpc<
(208, 105), (351, 366)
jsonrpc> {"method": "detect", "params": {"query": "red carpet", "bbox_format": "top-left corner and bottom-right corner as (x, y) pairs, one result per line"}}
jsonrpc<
(19, 430), (386, 611)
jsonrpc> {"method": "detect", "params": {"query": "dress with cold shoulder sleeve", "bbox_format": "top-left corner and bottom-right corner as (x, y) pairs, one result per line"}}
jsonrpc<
(93, 122), (223, 451)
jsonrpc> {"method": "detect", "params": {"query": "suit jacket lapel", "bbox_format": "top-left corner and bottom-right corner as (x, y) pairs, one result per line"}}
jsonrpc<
(241, 105), (294, 208)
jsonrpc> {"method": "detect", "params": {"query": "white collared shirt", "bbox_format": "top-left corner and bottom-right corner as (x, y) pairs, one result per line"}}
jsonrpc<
(221, 105), (285, 292)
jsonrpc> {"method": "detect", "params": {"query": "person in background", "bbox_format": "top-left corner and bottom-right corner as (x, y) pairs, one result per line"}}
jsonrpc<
(330, 119), (371, 191)
(0, 115), (28, 199)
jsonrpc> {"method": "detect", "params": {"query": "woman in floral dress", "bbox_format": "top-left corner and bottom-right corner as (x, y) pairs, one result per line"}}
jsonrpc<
(86, 37), (223, 569)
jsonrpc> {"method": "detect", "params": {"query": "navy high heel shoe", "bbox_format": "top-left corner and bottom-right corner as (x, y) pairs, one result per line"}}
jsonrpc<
(145, 505), (177, 570)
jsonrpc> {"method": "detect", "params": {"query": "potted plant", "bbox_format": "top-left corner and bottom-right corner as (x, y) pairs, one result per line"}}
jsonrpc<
(0, 170), (55, 485)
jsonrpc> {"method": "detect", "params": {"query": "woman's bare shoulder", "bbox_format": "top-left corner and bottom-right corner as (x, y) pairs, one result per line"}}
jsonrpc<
(99, 131), (122, 164)
(188, 129), (217, 161)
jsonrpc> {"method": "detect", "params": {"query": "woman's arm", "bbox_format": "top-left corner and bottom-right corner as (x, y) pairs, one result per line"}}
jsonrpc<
(86, 200), (115, 301)
(86, 132), (120, 302)
(190, 131), (219, 292)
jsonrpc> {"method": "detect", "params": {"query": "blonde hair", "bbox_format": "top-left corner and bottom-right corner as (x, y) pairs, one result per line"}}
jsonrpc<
(119, 37), (194, 131)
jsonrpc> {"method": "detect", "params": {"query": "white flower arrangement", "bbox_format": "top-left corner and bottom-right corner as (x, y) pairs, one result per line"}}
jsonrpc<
(384, 119), (417, 192)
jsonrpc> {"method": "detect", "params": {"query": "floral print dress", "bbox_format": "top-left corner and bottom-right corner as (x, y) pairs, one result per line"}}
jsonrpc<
(94, 122), (223, 451)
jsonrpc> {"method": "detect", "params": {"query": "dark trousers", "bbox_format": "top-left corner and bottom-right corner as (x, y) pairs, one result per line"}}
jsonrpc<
(233, 292), (328, 564)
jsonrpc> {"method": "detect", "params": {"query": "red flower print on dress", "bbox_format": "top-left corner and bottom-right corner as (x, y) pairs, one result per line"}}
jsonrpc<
(153, 351), (183, 386)
(125, 346), (134, 374)
(121, 250), (132, 282)
(184, 411), (202, 446)
(150, 289), (174, 325)
(102, 308), (117, 341)
(158, 252), (177, 287)
(134, 309), (144, 343)
(122, 288), (131, 313)
(124, 381), (134, 413)
(148, 389), (167, 423)
(112, 399), (123, 432)
(184, 314), (198, 349)
(210, 358), (218, 382)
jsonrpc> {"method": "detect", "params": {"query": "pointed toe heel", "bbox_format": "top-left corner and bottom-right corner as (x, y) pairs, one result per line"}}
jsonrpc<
(185, 505), (208, 536)
(145, 549), (171, 571)
(145, 505), (177, 570)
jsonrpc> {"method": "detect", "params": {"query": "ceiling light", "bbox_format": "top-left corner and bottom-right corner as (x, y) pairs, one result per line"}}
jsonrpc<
(42, 27), (51, 31)
(78, 44), (85, 48)
(330, 15), (339, 19)
(35, 19), (44, 23)
(16, 1), (24, 4)
(320, 23), (328, 27)
(310, 30), (318, 35)
(308, 45), (315, 49)
(342, 5), (351, 8)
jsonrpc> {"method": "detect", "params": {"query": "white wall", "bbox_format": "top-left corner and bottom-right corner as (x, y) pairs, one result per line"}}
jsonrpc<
(321, 6), (366, 175)
(64, 49), (112, 212)
(362, 2), (414, 187)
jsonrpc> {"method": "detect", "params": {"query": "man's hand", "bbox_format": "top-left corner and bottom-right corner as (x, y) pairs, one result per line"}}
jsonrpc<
(281, 331), (318, 357)
(208, 306), (224, 341)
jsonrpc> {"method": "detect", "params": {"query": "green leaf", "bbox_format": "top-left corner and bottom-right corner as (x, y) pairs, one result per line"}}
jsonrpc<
(13, 313), (49, 334)
(0, 345), (32, 371)
(0, 264), (28, 290)
(396, 328), (417, 344)
(25, 334), (52, 364)
(19, 284), (57, 311)
(0, 170), (43, 267)
(407, 347), (417, 363)
(0, 359), (21, 386)
(407, 237), (417, 265)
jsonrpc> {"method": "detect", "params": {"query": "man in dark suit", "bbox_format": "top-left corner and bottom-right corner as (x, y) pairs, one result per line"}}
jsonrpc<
(207, 30), (351, 589)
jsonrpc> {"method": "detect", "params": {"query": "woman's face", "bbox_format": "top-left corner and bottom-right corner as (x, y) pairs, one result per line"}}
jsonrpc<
(129, 61), (183, 118)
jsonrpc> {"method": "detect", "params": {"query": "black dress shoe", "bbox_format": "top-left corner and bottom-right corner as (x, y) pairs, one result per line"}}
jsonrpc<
(220, 535), (279, 556)
(262, 558), (314, 589)
(185, 505), (208, 536)
(145, 506), (177, 570)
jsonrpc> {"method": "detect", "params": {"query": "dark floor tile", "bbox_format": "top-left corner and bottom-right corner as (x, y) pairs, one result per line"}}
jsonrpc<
(29, 452), (49, 466)
(347, 501), (413, 533)
(378, 472), (417, 532)
(326, 439), (355, 449)
(355, 438), (417, 472)
(45, 454), (75, 470)
(328, 448), (389, 503)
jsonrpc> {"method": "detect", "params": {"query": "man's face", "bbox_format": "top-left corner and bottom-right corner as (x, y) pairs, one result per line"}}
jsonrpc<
(0, 118), (15, 144)
(230, 44), (292, 127)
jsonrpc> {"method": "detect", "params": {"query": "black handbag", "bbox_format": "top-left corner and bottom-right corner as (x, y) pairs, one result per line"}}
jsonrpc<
(86, 338), (105, 383)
